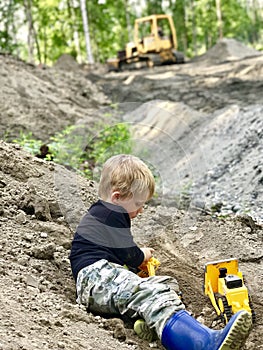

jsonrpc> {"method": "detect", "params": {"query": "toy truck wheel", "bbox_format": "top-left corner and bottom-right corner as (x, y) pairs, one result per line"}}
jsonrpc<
(216, 295), (232, 324)
(248, 295), (256, 324)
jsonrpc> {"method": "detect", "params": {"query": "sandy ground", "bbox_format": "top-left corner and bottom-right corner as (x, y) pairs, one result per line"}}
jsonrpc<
(0, 39), (262, 349)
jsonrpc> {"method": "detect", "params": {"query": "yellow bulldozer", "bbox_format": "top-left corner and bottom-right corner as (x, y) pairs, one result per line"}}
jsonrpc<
(204, 258), (256, 324)
(107, 14), (184, 71)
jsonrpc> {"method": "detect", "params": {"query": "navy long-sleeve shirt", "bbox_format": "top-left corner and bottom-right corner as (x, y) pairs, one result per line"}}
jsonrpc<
(69, 200), (144, 281)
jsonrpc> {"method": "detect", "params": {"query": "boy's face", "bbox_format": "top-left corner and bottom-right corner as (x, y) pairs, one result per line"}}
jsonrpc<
(112, 192), (149, 219)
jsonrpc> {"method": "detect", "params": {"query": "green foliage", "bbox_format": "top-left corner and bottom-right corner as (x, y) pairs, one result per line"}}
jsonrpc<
(177, 180), (193, 210)
(0, 0), (20, 54)
(221, 0), (253, 42)
(85, 0), (131, 63)
(0, 0), (262, 64)
(48, 125), (86, 170)
(87, 122), (133, 171)
(171, 0), (263, 57)
(48, 122), (132, 178)
(144, 0), (163, 16)
(12, 122), (133, 179)
(172, 0), (190, 53)
(33, 0), (80, 64)
(12, 131), (42, 155)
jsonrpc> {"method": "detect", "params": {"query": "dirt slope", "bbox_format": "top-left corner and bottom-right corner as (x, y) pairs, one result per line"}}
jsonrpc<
(0, 54), (108, 143)
(0, 39), (263, 350)
(0, 141), (262, 350)
(98, 46), (263, 223)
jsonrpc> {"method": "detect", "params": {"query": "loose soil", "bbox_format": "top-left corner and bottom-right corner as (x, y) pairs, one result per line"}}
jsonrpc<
(0, 38), (262, 350)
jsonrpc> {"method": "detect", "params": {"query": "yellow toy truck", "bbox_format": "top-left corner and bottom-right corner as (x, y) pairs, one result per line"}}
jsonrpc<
(204, 258), (256, 324)
(138, 256), (160, 278)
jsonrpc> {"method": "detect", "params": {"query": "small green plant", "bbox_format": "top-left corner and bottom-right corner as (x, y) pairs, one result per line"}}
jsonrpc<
(88, 122), (132, 162)
(83, 122), (133, 180)
(12, 122), (133, 180)
(48, 125), (86, 170)
(12, 131), (42, 155)
(169, 181), (193, 210)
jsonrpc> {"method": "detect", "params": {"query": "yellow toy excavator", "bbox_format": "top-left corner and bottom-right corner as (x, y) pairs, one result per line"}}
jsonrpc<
(138, 257), (160, 278)
(204, 258), (256, 324)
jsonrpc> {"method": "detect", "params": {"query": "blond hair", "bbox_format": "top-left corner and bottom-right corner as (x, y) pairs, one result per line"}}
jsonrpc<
(98, 154), (155, 200)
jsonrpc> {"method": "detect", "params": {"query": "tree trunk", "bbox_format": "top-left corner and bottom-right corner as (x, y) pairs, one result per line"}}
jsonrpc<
(190, 0), (197, 56)
(252, 0), (260, 43)
(67, 0), (82, 63)
(182, 0), (188, 54)
(5, 0), (12, 50)
(79, 0), (94, 64)
(124, 0), (132, 42)
(23, 0), (42, 64)
(43, 25), (47, 65)
(23, 0), (34, 63)
(204, 0), (214, 49)
(215, 0), (223, 40)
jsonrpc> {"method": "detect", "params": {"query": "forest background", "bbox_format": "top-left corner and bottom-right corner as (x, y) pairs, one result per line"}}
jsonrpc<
(0, 0), (263, 66)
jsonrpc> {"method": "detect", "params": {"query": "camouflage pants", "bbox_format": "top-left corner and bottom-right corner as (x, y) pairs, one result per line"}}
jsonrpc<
(76, 259), (185, 338)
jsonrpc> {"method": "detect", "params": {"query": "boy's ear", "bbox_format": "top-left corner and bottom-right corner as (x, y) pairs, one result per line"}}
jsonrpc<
(111, 191), (120, 203)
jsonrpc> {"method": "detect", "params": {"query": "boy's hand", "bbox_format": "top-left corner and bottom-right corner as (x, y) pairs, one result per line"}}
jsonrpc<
(141, 247), (154, 262)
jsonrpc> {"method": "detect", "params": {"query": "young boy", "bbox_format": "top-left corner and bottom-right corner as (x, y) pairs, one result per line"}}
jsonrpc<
(69, 154), (252, 350)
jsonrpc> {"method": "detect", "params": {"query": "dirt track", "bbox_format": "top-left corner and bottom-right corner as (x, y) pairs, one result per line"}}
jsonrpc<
(0, 39), (262, 350)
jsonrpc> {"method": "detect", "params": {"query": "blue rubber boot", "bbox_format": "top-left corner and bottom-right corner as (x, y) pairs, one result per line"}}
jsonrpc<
(162, 310), (252, 350)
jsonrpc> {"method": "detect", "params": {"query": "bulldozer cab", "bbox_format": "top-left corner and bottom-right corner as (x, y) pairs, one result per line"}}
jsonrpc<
(133, 14), (177, 55)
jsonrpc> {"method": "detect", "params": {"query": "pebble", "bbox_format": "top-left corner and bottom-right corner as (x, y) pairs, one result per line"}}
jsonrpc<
(15, 211), (27, 224)
(57, 341), (65, 348)
(26, 275), (39, 288)
(40, 232), (48, 238)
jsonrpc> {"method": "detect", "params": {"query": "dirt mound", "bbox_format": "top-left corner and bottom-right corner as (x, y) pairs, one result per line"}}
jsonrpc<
(101, 55), (263, 114)
(123, 101), (263, 223)
(0, 141), (137, 350)
(0, 54), (109, 143)
(0, 140), (262, 350)
(228, 59), (263, 80)
(193, 38), (261, 65)
(0, 40), (263, 350)
(53, 53), (81, 71)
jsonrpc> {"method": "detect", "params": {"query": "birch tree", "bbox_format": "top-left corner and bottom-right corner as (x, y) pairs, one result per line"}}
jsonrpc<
(215, 0), (223, 40)
(79, 0), (94, 64)
(23, 0), (42, 63)
(190, 0), (197, 56)
(125, 0), (133, 42)
(67, 0), (82, 62)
